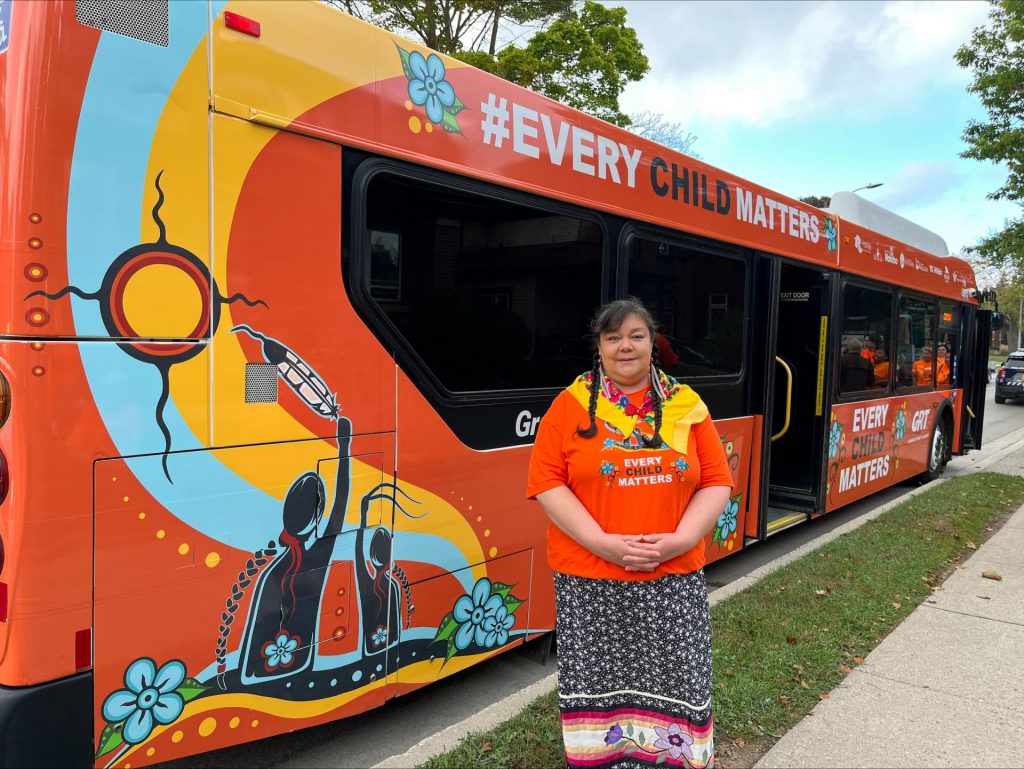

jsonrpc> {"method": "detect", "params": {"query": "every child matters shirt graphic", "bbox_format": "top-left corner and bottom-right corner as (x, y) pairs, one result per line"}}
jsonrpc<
(526, 373), (733, 580)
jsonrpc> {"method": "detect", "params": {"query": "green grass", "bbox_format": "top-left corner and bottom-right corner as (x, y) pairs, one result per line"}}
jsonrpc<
(419, 472), (1024, 769)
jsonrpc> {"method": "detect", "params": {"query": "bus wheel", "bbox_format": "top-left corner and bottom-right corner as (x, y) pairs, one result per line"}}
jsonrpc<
(920, 418), (949, 482)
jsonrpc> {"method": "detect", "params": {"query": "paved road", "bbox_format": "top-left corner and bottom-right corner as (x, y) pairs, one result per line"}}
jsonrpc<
(158, 386), (1024, 769)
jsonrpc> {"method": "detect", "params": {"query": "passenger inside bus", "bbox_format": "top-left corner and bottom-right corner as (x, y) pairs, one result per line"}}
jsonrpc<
(913, 346), (934, 386)
(861, 337), (877, 363)
(936, 343), (951, 385)
(839, 338), (874, 392)
(872, 346), (890, 387)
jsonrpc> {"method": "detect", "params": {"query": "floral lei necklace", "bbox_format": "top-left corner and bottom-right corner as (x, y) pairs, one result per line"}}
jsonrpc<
(583, 368), (680, 422)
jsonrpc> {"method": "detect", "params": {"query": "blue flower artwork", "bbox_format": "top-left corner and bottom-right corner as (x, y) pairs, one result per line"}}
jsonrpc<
(396, 44), (467, 134)
(261, 632), (301, 670)
(712, 493), (742, 546)
(96, 657), (208, 759)
(825, 217), (838, 251)
(432, 577), (525, 663)
(829, 418), (843, 458)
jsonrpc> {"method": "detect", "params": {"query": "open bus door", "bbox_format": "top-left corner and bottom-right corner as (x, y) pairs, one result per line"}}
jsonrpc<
(757, 260), (833, 535)
(963, 306), (993, 451)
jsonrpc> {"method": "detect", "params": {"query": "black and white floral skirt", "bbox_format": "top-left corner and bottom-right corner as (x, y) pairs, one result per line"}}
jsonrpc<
(554, 571), (714, 768)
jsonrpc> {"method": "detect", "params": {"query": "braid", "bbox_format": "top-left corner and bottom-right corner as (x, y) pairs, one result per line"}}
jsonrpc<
(644, 345), (663, 448)
(576, 352), (601, 438)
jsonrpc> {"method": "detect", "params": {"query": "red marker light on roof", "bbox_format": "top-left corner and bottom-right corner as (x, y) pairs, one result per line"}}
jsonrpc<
(224, 12), (261, 37)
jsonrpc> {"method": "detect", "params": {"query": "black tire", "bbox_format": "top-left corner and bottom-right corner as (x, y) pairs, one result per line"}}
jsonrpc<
(920, 417), (949, 482)
(995, 394), (1006, 404)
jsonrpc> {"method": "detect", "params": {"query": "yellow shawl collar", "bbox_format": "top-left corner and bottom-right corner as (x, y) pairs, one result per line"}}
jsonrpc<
(566, 371), (709, 454)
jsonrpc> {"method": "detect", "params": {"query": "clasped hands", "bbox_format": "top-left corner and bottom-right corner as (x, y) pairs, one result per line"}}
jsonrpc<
(597, 532), (691, 572)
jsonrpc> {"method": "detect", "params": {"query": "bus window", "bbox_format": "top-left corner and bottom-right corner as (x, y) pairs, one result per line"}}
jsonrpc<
(625, 237), (746, 379)
(839, 283), (892, 395)
(362, 171), (603, 392)
(938, 300), (960, 387)
(895, 295), (937, 389)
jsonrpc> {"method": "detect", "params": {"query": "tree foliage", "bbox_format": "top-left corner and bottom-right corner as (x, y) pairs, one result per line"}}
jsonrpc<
(799, 195), (832, 209)
(327, 0), (650, 126)
(330, 0), (571, 55)
(956, 0), (1024, 269)
(626, 111), (699, 156)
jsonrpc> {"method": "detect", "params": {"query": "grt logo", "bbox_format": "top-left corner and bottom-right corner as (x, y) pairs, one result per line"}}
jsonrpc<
(911, 409), (931, 433)
(515, 410), (542, 438)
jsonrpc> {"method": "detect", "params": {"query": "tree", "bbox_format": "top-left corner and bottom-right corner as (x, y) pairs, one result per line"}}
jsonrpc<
(329, 0), (572, 55)
(626, 111), (699, 156)
(966, 250), (1023, 349)
(955, 0), (1024, 270)
(326, 0), (650, 126)
(799, 195), (832, 208)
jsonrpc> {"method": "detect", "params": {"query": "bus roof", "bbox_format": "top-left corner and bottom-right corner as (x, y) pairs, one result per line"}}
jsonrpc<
(828, 192), (950, 257)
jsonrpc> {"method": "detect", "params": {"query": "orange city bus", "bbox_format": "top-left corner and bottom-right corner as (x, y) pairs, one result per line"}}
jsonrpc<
(0, 1), (993, 766)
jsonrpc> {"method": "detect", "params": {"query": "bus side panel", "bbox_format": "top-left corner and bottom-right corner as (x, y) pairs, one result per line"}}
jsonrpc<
(92, 433), (395, 768)
(0, 1), (98, 339)
(704, 416), (757, 562)
(211, 116), (396, 441)
(395, 373), (556, 644)
(393, 551), (534, 696)
(825, 391), (950, 512)
(950, 387), (965, 454)
(0, 341), (99, 687)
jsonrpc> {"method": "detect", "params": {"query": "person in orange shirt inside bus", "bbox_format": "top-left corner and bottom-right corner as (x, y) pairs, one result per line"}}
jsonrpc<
(861, 337), (877, 363)
(936, 343), (951, 386)
(913, 345), (934, 386)
(527, 297), (733, 769)
(872, 346), (891, 387)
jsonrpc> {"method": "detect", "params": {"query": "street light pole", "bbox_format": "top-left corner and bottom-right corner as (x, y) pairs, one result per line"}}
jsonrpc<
(852, 183), (884, 193)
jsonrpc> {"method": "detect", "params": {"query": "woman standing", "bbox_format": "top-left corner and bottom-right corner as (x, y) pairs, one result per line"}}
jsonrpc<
(527, 298), (733, 768)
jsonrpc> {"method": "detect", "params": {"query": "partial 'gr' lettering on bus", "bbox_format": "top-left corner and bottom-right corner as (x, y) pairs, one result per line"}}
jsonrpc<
(515, 409), (541, 438)
(735, 184), (821, 244)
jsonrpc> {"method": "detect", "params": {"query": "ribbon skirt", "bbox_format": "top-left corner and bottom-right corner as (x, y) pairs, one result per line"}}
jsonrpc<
(554, 571), (715, 768)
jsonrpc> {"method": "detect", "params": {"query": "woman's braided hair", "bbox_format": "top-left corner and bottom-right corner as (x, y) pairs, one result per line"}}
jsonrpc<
(576, 297), (665, 448)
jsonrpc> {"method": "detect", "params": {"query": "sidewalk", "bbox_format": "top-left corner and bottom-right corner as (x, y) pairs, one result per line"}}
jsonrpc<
(755, 503), (1024, 767)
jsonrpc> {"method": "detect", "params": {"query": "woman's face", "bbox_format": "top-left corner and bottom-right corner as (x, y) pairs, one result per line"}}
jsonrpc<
(598, 313), (653, 391)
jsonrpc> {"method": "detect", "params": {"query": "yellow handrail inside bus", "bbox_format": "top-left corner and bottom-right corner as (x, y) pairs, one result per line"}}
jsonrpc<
(772, 356), (793, 442)
(966, 405), (976, 419)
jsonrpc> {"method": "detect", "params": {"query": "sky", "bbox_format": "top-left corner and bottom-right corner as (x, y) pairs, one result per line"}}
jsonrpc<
(613, 0), (1018, 258)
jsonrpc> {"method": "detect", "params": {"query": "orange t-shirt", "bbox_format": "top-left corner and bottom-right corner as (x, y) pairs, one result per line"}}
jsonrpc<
(873, 360), (890, 384)
(526, 382), (733, 580)
(936, 359), (950, 385)
(913, 359), (933, 385)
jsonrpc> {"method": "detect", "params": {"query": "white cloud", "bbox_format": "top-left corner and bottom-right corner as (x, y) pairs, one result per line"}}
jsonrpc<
(617, 0), (989, 127)
(874, 160), (961, 211)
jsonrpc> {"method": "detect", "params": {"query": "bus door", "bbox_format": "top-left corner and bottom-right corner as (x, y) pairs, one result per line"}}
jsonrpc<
(762, 262), (832, 534)
(963, 306), (992, 450)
